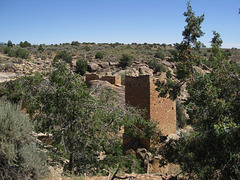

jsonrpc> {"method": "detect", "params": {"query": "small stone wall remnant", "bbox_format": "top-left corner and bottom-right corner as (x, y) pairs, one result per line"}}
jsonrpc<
(85, 73), (121, 85)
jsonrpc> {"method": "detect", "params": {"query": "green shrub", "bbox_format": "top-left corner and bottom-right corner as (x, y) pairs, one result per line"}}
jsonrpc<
(20, 41), (31, 48)
(54, 50), (72, 65)
(84, 46), (90, 51)
(3, 46), (10, 54)
(119, 54), (133, 68)
(7, 49), (16, 57)
(15, 48), (29, 59)
(95, 51), (104, 59)
(0, 100), (48, 179)
(176, 101), (187, 128)
(38, 44), (44, 52)
(76, 58), (88, 75)
(166, 70), (172, 78)
(148, 59), (166, 73)
(154, 50), (165, 59)
(7, 40), (13, 47)
(71, 41), (80, 46)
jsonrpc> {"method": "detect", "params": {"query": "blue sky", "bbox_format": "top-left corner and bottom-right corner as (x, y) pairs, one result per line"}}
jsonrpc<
(0, 0), (239, 48)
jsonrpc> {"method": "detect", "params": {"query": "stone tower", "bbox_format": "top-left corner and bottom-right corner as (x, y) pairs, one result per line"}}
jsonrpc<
(124, 75), (176, 149)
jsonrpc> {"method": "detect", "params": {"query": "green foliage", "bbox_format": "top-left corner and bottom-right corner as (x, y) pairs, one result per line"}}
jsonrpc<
(161, 43), (167, 49)
(38, 44), (44, 52)
(176, 101), (187, 128)
(119, 54), (133, 68)
(7, 49), (16, 57)
(182, 1), (204, 49)
(158, 1), (205, 99)
(148, 59), (166, 74)
(95, 51), (104, 59)
(71, 41), (80, 46)
(0, 72), (44, 109)
(76, 58), (88, 75)
(20, 41), (31, 48)
(84, 45), (90, 51)
(54, 50), (72, 65)
(7, 40), (13, 47)
(0, 100), (48, 179)
(159, 4), (240, 178)
(156, 78), (180, 100)
(3, 46), (10, 54)
(2, 47), (29, 59)
(154, 49), (165, 59)
(0, 62), (157, 175)
(15, 48), (29, 59)
(166, 70), (172, 78)
(32, 62), (156, 174)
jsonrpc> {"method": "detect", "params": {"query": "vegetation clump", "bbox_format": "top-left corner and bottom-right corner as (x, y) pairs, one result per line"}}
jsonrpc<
(148, 59), (166, 74)
(76, 58), (88, 75)
(158, 1), (240, 179)
(53, 50), (72, 65)
(0, 100), (48, 179)
(71, 41), (80, 46)
(38, 44), (44, 52)
(20, 41), (31, 48)
(2, 47), (29, 59)
(154, 49), (165, 59)
(95, 51), (104, 59)
(0, 62), (158, 175)
(7, 40), (13, 47)
(119, 53), (133, 68)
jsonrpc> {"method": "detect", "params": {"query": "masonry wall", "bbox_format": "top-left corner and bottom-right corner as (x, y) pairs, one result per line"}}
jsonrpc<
(149, 80), (176, 136)
(85, 74), (100, 82)
(125, 75), (151, 118)
(101, 76), (121, 85)
(124, 75), (176, 149)
(85, 73), (121, 85)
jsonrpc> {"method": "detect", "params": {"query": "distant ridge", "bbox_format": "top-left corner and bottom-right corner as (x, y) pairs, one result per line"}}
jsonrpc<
(0, 42), (6, 45)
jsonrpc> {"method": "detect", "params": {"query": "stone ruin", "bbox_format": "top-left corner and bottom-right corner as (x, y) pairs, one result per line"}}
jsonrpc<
(85, 73), (176, 149)
(85, 73), (121, 86)
(123, 75), (176, 149)
(84, 73), (178, 173)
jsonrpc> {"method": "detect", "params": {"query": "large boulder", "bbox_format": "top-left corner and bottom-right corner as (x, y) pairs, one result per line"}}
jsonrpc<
(98, 62), (109, 69)
(88, 62), (99, 72)
(87, 80), (125, 104)
(139, 66), (153, 76)
(109, 61), (118, 66)
(0, 72), (16, 83)
(161, 60), (175, 69)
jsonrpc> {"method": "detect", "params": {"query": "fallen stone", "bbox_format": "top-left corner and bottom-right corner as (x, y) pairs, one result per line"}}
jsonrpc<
(88, 62), (99, 72)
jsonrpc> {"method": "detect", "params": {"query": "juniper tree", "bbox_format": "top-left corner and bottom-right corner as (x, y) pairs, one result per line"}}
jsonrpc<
(159, 2), (240, 179)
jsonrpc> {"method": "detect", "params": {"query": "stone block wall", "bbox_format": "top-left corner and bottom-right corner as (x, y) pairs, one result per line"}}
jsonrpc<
(101, 75), (121, 85)
(85, 73), (121, 85)
(85, 74), (100, 82)
(124, 75), (176, 149)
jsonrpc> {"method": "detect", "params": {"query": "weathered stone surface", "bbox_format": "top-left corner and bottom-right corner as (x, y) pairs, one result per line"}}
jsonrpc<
(105, 72), (112, 76)
(0, 72), (16, 83)
(98, 62), (109, 69)
(35, 132), (53, 145)
(193, 65), (210, 74)
(87, 80), (125, 104)
(88, 62), (99, 72)
(161, 60), (175, 68)
(139, 66), (153, 76)
(109, 61), (118, 66)
(115, 68), (139, 77)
